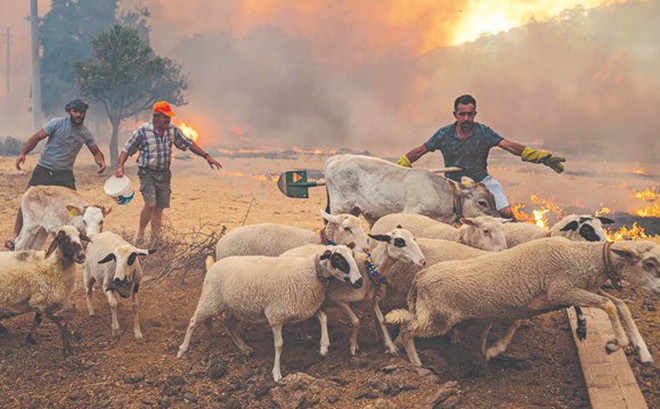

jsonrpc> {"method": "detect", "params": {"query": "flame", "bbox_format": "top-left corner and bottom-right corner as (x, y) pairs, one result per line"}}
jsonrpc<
(512, 195), (565, 228)
(631, 187), (660, 217)
(178, 122), (200, 143)
(605, 223), (650, 241)
(632, 163), (649, 176)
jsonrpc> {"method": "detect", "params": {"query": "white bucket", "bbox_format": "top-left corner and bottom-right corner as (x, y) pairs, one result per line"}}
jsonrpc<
(104, 176), (135, 205)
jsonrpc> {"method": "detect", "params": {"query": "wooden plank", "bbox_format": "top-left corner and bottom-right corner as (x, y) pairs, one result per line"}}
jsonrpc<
(567, 307), (648, 409)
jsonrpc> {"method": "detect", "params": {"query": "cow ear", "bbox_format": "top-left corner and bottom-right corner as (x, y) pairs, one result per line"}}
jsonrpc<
(596, 216), (615, 225)
(320, 249), (332, 260)
(98, 253), (116, 264)
(66, 205), (83, 217)
(560, 221), (579, 231)
(460, 176), (475, 187)
(447, 179), (468, 194)
(100, 205), (112, 216)
(369, 233), (391, 243)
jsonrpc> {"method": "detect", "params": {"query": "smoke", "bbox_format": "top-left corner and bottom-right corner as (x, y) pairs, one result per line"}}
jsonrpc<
(1, 0), (657, 162)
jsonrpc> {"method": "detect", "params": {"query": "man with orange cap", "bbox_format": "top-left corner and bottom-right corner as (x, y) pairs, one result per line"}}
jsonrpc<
(114, 101), (222, 246)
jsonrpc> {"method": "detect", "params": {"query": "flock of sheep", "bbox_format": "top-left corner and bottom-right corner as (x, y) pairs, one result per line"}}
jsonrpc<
(0, 154), (658, 385)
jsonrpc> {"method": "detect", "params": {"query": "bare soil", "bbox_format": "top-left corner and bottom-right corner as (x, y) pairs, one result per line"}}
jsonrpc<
(0, 154), (657, 408)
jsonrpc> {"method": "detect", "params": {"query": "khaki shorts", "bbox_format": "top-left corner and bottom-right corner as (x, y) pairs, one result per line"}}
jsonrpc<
(138, 167), (171, 208)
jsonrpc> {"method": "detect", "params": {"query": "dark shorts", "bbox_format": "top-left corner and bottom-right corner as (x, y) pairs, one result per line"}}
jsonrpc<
(138, 167), (171, 208)
(28, 164), (76, 190)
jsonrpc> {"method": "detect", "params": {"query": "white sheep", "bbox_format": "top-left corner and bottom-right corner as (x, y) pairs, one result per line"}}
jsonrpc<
(177, 245), (363, 382)
(14, 185), (110, 250)
(82, 231), (156, 339)
(0, 226), (88, 356)
(215, 210), (371, 260)
(386, 238), (660, 368)
(371, 213), (508, 252)
(502, 214), (614, 248)
(281, 227), (426, 355)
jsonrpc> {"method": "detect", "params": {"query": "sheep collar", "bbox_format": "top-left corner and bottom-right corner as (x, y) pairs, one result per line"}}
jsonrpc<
(603, 242), (621, 289)
(320, 227), (336, 246)
(365, 253), (388, 290)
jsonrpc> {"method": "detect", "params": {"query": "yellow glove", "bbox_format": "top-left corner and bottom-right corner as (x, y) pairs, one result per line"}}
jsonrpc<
(396, 155), (412, 168)
(521, 147), (566, 174)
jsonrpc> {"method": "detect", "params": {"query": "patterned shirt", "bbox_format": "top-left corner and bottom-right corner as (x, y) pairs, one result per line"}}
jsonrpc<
(122, 121), (193, 171)
(424, 122), (503, 183)
(38, 117), (96, 171)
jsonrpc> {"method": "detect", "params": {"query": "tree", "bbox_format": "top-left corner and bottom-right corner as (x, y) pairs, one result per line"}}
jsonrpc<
(40, 0), (118, 115)
(76, 25), (188, 166)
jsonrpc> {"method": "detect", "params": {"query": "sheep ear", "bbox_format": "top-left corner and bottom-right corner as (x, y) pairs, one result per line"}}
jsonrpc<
(560, 221), (579, 231)
(596, 216), (615, 225)
(66, 205), (83, 217)
(320, 249), (332, 260)
(459, 218), (478, 227)
(80, 234), (92, 243)
(368, 233), (391, 243)
(98, 253), (116, 264)
(320, 210), (339, 224)
(396, 224), (403, 229)
(45, 234), (61, 257)
(611, 248), (639, 264)
(128, 252), (138, 266)
(147, 248), (157, 255)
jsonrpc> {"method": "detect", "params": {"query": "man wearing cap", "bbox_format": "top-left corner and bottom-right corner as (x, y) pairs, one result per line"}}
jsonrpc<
(395, 94), (566, 219)
(4, 98), (106, 250)
(115, 101), (222, 245)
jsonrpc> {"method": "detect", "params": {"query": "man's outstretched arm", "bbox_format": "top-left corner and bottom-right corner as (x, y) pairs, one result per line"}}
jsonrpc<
(396, 144), (430, 167)
(498, 138), (566, 173)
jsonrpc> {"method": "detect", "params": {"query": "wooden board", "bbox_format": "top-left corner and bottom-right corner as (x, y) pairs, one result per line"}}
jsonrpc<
(567, 307), (648, 409)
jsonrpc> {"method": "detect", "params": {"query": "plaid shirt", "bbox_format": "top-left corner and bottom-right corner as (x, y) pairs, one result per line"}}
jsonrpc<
(122, 121), (193, 170)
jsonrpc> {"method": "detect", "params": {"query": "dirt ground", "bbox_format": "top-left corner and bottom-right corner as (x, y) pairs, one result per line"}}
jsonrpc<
(0, 152), (657, 408)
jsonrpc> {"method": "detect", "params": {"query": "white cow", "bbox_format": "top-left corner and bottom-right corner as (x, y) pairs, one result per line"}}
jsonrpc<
(14, 185), (110, 250)
(324, 154), (499, 226)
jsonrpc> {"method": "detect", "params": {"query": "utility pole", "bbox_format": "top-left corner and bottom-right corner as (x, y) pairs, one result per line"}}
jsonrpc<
(2, 27), (10, 94)
(30, 0), (42, 131)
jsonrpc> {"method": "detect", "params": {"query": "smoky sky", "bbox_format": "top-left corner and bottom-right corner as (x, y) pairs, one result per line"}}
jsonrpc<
(1, 1), (657, 161)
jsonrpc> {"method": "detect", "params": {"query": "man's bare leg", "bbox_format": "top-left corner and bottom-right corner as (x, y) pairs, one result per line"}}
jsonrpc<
(149, 207), (164, 246)
(4, 207), (23, 250)
(136, 204), (155, 245)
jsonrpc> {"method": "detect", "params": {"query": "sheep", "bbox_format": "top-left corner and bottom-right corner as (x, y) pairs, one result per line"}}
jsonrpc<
(0, 226), (88, 356)
(502, 214), (614, 248)
(280, 227), (426, 355)
(82, 232), (156, 339)
(177, 245), (363, 382)
(502, 214), (615, 340)
(386, 238), (660, 368)
(14, 185), (110, 250)
(371, 213), (508, 252)
(215, 210), (371, 260)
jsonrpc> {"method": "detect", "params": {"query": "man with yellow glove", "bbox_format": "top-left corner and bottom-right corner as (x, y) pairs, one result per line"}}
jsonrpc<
(396, 94), (565, 219)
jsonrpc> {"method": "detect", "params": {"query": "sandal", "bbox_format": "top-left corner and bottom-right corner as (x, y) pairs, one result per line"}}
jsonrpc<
(4, 240), (15, 251)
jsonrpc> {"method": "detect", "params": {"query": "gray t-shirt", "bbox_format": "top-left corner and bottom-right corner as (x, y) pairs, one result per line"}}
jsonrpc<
(38, 117), (96, 171)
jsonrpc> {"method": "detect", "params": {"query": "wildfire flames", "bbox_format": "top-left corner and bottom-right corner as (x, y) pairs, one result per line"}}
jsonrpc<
(177, 122), (200, 143)
(513, 192), (656, 241)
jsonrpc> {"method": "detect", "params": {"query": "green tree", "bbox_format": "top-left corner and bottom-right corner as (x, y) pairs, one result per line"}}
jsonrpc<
(40, 0), (118, 115)
(76, 25), (188, 166)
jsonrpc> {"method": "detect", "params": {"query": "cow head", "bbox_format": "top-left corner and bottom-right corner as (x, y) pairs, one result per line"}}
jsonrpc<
(66, 204), (111, 238)
(448, 178), (499, 219)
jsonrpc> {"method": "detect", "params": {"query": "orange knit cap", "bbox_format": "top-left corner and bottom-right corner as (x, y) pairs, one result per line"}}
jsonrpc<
(153, 101), (175, 117)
